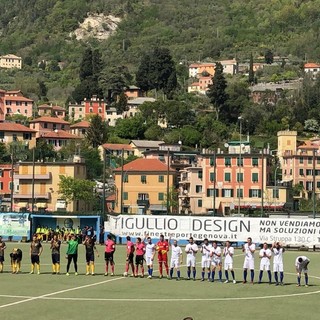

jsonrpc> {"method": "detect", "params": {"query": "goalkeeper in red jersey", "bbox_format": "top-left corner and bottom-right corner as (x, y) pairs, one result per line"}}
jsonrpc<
(156, 234), (169, 278)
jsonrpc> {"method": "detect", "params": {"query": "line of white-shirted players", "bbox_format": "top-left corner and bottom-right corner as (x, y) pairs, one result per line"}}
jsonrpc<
(155, 236), (310, 287)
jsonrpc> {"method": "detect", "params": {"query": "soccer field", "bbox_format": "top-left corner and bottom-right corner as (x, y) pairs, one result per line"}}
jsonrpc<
(0, 242), (319, 320)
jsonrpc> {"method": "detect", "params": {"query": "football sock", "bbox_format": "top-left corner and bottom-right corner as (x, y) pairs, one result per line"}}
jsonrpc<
(177, 270), (181, 278)
(135, 266), (138, 275)
(141, 267), (144, 275)
(106, 264), (109, 273)
(218, 270), (222, 281)
(231, 270), (235, 280)
(31, 264), (34, 272)
(243, 270), (247, 281)
(56, 264), (60, 273)
(259, 271), (263, 282)
(274, 272), (279, 283)
(36, 264), (40, 272)
(211, 271), (215, 281)
(305, 275), (308, 285)
(192, 270), (196, 279)
(187, 269), (191, 278)
(52, 264), (56, 273)
(207, 272), (210, 280)
(86, 265), (90, 274)
(225, 271), (229, 280)
(170, 268), (174, 278)
(159, 264), (163, 276)
(91, 264), (95, 274)
(111, 265), (114, 273)
(0, 264), (3, 272)
(280, 272), (284, 283)
(267, 270), (271, 283)
(297, 276), (301, 285)
(165, 264), (169, 275)
(201, 271), (205, 280)
(250, 270), (254, 282)
(150, 268), (153, 276)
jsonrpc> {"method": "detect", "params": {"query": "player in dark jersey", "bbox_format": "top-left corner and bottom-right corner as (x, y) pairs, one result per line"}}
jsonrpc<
(83, 236), (99, 275)
(50, 234), (61, 274)
(10, 248), (22, 274)
(0, 236), (6, 273)
(30, 234), (43, 274)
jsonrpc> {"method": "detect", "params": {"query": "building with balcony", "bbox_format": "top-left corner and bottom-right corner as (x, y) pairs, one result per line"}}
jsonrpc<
(13, 158), (88, 213)
(113, 158), (176, 214)
(0, 54), (22, 69)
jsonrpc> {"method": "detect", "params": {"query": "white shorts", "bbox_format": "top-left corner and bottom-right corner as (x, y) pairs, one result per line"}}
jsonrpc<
(273, 263), (284, 272)
(224, 262), (233, 270)
(170, 258), (180, 269)
(146, 256), (153, 266)
(201, 257), (211, 268)
(243, 258), (254, 270)
(211, 258), (221, 268)
(260, 262), (270, 271)
(186, 256), (196, 267)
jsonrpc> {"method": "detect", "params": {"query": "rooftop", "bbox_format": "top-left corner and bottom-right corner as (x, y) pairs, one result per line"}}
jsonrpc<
(3, 96), (33, 102)
(42, 130), (79, 139)
(102, 143), (132, 151)
(70, 120), (90, 128)
(114, 158), (174, 172)
(130, 140), (164, 148)
(0, 122), (36, 133)
(127, 97), (156, 105)
(304, 63), (320, 69)
(29, 116), (70, 124)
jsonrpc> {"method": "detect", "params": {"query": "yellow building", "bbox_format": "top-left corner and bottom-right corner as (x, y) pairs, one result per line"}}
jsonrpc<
(14, 157), (88, 213)
(114, 158), (176, 214)
(277, 130), (297, 165)
(0, 54), (22, 69)
(0, 122), (36, 148)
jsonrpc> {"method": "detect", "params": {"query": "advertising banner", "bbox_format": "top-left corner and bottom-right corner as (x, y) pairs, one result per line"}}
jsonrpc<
(0, 212), (30, 237)
(105, 215), (320, 246)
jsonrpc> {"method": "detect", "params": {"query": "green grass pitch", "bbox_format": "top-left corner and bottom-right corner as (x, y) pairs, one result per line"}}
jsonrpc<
(0, 242), (319, 320)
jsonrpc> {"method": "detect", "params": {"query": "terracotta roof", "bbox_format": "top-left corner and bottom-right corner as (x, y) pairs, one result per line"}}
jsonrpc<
(4, 96), (33, 102)
(42, 130), (79, 139)
(0, 54), (21, 59)
(0, 122), (36, 133)
(106, 194), (116, 201)
(189, 63), (200, 68)
(102, 143), (132, 151)
(70, 120), (90, 128)
(38, 104), (51, 109)
(52, 106), (65, 111)
(297, 140), (318, 150)
(29, 116), (69, 124)
(190, 82), (200, 86)
(304, 63), (320, 69)
(114, 158), (174, 172)
(6, 90), (22, 94)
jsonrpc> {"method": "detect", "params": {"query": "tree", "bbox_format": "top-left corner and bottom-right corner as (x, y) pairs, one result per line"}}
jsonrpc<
(304, 119), (319, 132)
(136, 47), (177, 96)
(144, 124), (163, 140)
(114, 115), (146, 139)
(248, 53), (255, 84)
(0, 142), (10, 163)
(79, 48), (94, 81)
(58, 176), (96, 204)
(207, 62), (228, 120)
(264, 49), (274, 64)
(34, 139), (56, 162)
(85, 115), (108, 148)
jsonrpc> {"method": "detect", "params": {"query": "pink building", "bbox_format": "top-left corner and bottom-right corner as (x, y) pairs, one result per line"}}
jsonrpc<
(70, 120), (90, 138)
(38, 104), (66, 119)
(42, 130), (80, 151)
(29, 116), (70, 138)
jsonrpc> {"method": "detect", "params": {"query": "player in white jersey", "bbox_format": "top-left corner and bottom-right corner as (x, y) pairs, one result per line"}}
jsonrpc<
(169, 238), (183, 280)
(200, 238), (212, 281)
(144, 236), (155, 279)
(210, 241), (222, 282)
(242, 237), (255, 284)
(258, 243), (272, 284)
(185, 237), (198, 280)
(223, 240), (236, 284)
(295, 255), (310, 287)
(271, 242), (285, 285)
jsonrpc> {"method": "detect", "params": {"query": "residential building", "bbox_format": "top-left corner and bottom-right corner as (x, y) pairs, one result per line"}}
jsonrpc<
(41, 130), (80, 151)
(101, 143), (134, 159)
(83, 96), (106, 120)
(124, 85), (144, 99)
(304, 62), (320, 79)
(38, 104), (66, 119)
(0, 164), (18, 212)
(0, 54), (22, 69)
(70, 120), (90, 138)
(130, 140), (165, 157)
(69, 102), (86, 121)
(29, 116), (70, 138)
(0, 122), (36, 148)
(179, 145), (278, 215)
(219, 59), (238, 75)
(0, 89), (33, 121)
(113, 158), (176, 214)
(188, 75), (212, 94)
(189, 63), (200, 78)
(105, 106), (122, 126)
(13, 158), (88, 213)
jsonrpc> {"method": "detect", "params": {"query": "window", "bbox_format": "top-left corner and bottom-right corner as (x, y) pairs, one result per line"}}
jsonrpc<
(197, 199), (202, 207)
(252, 173), (259, 182)
(158, 193), (164, 201)
(299, 181), (304, 187)
(306, 169), (313, 176)
(273, 189), (279, 198)
(24, 109), (27, 114)
(98, 108), (102, 113)
(123, 174), (128, 183)
(237, 157), (243, 166)
(306, 181), (313, 191)
(299, 157), (304, 164)
(141, 175), (147, 184)
(236, 189), (243, 198)
(308, 157), (312, 164)
(158, 175), (164, 183)
(210, 157), (215, 166)
(206, 189), (219, 197)
(123, 192), (128, 200)
(9, 182), (13, 190)
(0, 169), (3, 177)
(299, 169), (304, 176)
(237, 172), (243, 182)
(198, 171), (203, 179)
(138, 193), (149, 200)
(0, 182), (3, 190)
(44, 123), (48, 129)
(316, 170), (320, 176)
(224, 172), (231, 182)
(12, 134), (17, 141)
(317, 182), (320, 189)
(79, 108), (82, 112)
(317, 157), (320, 165)
(196, 185), (202, 193)
(222, 189), (233, 197)
(0, 132), (4, 139)
(225, 157), (231, 166)
(252, 158), (258, 166)
(210, 172), (215, 182)
(89, 108), (93, 113)
(249, 189), (262, 198)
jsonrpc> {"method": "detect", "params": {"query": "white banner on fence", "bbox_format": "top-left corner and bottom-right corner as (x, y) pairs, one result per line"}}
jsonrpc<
(105, 215), (320, 246)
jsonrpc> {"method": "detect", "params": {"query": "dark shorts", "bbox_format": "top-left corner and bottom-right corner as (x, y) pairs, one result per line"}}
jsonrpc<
(127, 253), (134, 264)
(10, 253), (22, 263)
(51, 253), (60, 264)
(135, 255), (144, 266)
(0, 256), (4, 263)
(86, 253), (95, 263)
(31, 255), (40, 264)
(105, 252), (114, 263)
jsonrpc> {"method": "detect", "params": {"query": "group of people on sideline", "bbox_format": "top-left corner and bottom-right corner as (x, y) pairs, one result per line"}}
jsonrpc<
(0, 234), (311, 287)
